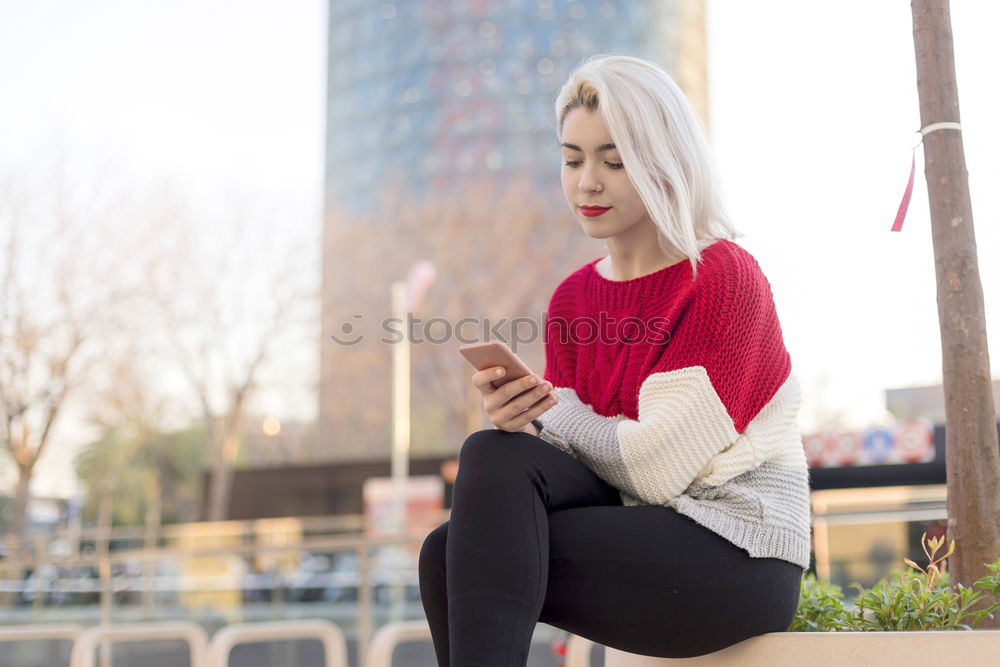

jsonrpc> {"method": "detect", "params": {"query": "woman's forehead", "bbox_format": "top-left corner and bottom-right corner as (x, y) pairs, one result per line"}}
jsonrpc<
(561, 110), (615, 150)
(562, 107), (607, 133)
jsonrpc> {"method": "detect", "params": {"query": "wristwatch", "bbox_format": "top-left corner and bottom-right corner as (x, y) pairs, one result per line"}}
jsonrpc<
(531, 418), (544, 434)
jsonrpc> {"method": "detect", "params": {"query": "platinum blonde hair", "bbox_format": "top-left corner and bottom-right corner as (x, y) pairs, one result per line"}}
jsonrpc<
(555, 54), (742, 279)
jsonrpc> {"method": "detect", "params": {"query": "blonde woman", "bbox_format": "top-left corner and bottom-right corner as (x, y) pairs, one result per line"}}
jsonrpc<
(419, 54), (810, 665)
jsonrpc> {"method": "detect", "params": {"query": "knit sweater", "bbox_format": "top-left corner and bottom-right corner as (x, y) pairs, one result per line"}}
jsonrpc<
(534, 239), (812, 569)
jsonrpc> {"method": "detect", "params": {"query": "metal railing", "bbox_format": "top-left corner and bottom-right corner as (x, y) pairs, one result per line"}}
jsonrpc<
(0, 623), (84, 643)
(3, 619), (355, 667)
(367, 620), (432, 667)
(69, 621), (208, 667)
(0, 623), (83, 667)
(1, 513), (446, 666)
(207, 619), (347, 666)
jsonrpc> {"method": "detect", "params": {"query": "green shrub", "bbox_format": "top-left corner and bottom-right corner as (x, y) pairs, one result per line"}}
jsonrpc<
(788, 573), (850, 631)
(791, 533), (1000, 632)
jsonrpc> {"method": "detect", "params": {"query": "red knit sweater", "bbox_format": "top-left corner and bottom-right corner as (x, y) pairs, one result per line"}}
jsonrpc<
(535, 238), (811, 568)
(543, 238), (792, 433)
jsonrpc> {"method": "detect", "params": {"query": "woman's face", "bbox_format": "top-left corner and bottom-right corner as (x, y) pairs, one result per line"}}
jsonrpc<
(560, 108), (650, 241)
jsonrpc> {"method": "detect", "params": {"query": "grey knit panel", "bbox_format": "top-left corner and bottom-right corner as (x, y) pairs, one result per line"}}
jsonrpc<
(535, 392), (639, 498)
(624, 461), (812, 569)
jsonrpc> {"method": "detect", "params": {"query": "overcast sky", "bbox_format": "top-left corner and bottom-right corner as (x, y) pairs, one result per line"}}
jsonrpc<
(1, 0), (998, 496)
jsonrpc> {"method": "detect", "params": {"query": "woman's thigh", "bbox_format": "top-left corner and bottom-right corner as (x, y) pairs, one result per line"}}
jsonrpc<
(538, 505), (802, 659)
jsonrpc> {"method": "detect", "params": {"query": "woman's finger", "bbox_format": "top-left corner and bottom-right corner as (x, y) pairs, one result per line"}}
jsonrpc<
(495, 380), (557, 424)
(471, 366), (506, 395)
(486, 374), (546, 414)
(511, 380), (554, 417)
(496, 390), (559, 432)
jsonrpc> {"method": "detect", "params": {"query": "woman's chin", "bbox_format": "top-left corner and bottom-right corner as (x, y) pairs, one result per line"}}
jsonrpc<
(579, 221), (616, 240)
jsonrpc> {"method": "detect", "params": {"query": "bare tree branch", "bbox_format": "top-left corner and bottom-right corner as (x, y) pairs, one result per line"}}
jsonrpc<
(0, 155), (145, 550)
(141, 187), (317, 520)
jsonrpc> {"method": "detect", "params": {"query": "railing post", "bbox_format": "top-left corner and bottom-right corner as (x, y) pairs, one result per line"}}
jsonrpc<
(357, 543), (372, 667)
(33, 535), (46, 614)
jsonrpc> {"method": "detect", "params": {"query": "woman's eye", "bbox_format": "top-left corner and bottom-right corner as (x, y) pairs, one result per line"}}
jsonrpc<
(562, 160), (623, 169)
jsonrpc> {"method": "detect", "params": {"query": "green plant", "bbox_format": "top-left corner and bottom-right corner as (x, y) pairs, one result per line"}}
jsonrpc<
(791, 533), (1000, 632)
(788, 573), (850, 631)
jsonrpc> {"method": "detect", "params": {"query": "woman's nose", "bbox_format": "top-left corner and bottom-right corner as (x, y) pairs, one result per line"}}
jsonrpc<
(577, 168), (602, 193)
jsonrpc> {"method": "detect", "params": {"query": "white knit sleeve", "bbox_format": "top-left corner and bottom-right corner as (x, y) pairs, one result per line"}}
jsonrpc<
(535, 366), (740, 504)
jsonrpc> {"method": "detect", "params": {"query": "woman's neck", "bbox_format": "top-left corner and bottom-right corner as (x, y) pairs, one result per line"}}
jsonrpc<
(597, 248), (686, 282)
(597, 219), (687, 281)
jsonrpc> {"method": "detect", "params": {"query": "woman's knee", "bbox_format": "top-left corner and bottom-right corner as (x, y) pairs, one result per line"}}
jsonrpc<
(459, 428), (532, 471)
(418, 521), (449, 575)
(459, 428), (502, 460)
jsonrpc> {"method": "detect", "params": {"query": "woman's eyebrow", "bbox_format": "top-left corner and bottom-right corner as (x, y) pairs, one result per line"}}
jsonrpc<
(560, 142), (617, 153)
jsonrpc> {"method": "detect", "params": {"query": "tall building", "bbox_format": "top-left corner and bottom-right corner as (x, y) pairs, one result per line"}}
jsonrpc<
(320, 0), (709, 461)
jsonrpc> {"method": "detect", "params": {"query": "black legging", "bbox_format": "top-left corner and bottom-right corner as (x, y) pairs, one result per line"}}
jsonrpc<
(418, 428), (803, 666)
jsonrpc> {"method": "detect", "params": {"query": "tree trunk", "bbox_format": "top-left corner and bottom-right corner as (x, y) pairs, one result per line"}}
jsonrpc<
(0, 465), (31, 608)
(97, 486), (113, 665)
(10, 461), (34, 549)
(911, 0), (1000, 625)
(206, 430), (241, 522)
(142, 477), (162, 617)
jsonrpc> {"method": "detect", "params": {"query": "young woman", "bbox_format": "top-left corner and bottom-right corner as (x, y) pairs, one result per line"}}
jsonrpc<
(419, 54), (810, 666)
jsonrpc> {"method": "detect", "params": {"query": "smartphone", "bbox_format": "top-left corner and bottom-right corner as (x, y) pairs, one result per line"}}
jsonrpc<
(459, 341), (540, 391)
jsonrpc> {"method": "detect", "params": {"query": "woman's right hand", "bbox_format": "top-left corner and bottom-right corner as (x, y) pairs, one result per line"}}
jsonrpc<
(472, 367), (559, 433)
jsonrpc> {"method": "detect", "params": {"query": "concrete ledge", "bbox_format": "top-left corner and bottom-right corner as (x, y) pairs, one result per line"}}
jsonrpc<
(597, 631), (1000, 666)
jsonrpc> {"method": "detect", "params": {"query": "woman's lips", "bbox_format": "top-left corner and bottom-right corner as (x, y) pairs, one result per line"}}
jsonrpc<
(580, 206), (611, 217)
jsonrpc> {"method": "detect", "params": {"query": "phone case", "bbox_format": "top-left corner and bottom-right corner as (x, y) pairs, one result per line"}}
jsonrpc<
(459, 341), (535, 389)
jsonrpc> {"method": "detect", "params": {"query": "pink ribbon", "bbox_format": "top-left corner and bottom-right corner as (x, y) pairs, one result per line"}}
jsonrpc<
(892, 122), (961, 232)
(891, 150), (916, 232)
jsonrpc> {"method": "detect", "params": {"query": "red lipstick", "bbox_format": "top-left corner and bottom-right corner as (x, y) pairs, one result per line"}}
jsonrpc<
(580, 206), (611, 217)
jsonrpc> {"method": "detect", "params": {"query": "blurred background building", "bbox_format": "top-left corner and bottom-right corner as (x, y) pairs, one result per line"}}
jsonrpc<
(320, 0), (709, 461)
(885, 379), (1000, 424)
(323, 0), (708, 216)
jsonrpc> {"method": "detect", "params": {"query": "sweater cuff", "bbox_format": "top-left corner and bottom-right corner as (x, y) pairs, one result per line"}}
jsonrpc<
(535, 387), (619, 451)
(533, 396), (579, 457)
(533, 387), (580, 436)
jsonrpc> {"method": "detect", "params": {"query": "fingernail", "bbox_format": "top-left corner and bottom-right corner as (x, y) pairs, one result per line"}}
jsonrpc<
(496, 368), (504, 376)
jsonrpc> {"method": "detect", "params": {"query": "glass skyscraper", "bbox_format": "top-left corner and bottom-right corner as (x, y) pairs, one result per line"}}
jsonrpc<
(324, 0), (706, 216)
